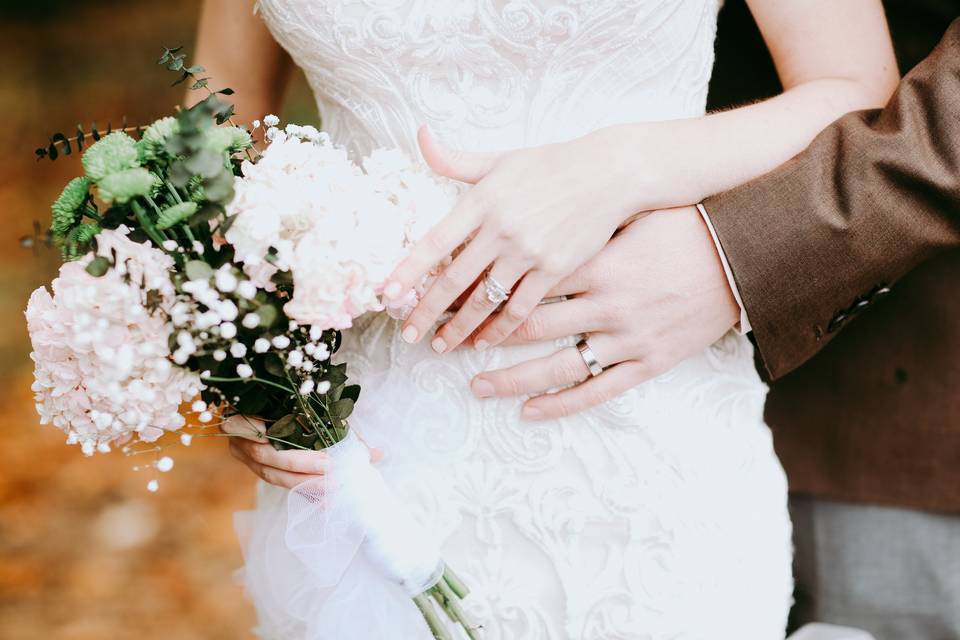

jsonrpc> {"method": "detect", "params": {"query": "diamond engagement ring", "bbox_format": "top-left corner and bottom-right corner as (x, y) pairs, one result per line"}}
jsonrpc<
(576, 338), (604, 377)
(483, 271), (511, 304)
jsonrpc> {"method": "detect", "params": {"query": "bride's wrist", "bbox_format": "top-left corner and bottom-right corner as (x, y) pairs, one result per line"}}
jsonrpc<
(586, 123), (669, 224)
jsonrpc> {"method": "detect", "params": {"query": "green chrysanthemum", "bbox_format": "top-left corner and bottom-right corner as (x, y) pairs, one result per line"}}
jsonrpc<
(203, 126), (252, 154)
(62, 222), (101, 261)
(50, 176), (91, 238)
(82, 131), (140, 181)
(186, 175), (205, 203)
(156, 201), (199, 230)
(140, 116), (181, 161)
(97, 168), (159, 205)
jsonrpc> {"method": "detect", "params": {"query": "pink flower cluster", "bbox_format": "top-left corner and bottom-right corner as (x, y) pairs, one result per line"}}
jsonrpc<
(25, 228), (201, 455)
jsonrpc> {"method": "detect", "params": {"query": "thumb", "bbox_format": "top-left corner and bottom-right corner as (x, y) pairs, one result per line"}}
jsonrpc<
(417, 124), (501, 183)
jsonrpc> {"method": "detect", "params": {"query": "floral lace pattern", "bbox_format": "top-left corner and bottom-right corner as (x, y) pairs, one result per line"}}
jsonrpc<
(252, 1), (793, 638)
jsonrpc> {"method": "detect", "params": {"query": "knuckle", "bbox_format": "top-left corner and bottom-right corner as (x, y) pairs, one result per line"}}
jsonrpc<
(247, 445), (267, 464)
(424, 232), (448, 255)
(584, 388), (611, 408)
(438, 269), (466, 294)
(539, 255), (568, 276)
(500, 374), (526, 397)
(552, 396), (574, 417)
(553, 358), (584, 384)
(502, 303), (529, 326)
(259, 466), (277, 485)
(468, 289), (493, 312)
(515, 315), (543, 342)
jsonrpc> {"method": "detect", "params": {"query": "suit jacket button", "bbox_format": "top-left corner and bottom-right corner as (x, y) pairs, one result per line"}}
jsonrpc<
(853, 299), (870, 312)
(874, 286), (892, 298)
(827, 313), (847, 333)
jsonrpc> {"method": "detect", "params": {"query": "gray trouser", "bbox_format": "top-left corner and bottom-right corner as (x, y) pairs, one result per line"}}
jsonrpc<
(788, 495), (960, 640)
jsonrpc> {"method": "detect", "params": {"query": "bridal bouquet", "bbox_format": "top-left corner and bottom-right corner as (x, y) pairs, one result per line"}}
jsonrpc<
(25, 49), (477, 640)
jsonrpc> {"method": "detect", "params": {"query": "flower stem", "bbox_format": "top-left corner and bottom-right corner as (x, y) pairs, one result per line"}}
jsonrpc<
(442, 565), (470, 599)
(413, 593), (453, 640)
(435, 577), (481, 640)
(200, 375), (294, 395)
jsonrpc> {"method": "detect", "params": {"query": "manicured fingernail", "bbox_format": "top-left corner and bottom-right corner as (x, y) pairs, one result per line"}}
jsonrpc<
(474, 339), (489, 352)
(401, 326), (418, 343)
(471, 378), (494, 398)
(384, 281), (403, 299)
(431, 336), (447, 353)
(521, 405), (543, 421)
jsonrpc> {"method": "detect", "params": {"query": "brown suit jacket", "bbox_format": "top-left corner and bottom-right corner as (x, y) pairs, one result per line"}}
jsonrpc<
(703, 19), (960, 513)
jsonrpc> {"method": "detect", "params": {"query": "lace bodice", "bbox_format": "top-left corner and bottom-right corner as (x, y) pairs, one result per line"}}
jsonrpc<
(245, 2), (793, 638)
(256, 0), (722, 158)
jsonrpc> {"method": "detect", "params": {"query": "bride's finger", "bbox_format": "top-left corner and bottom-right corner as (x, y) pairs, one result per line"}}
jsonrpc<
(522, 359), (666, 420)
(497, 298), (603, 347)
(228, 441), (321, 489)
(471, 333), (620, 399)
(230, 438), (330, 474)
(417, 125), (502, 184)
(431, 261), (526, 353)
(473, 271), (559, 349)
(220, 414), (268, 443)
(384, 188), (487, 302)
(400, 232), (497, 344)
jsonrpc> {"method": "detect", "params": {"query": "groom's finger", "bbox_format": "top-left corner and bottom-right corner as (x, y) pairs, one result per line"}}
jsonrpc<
(499, 298), (602, 346)
(522, 359), (665, 420)
(471, 333), (618, 399)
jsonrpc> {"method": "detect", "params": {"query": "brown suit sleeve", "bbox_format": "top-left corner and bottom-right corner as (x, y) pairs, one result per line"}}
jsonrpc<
(703, 18), (960, 380)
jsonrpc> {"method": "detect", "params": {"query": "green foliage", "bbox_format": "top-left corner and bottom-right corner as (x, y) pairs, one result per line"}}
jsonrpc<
(203, 126), (252, 154)
(85, 255), (111, 277)
(62, 222), (101, 261)
(156, 201), (198, 230)
(96, 168), (159, 205)
(50, 176), (91, 238)
(81, 132), (140, 181)
(139, 116), (180, 162)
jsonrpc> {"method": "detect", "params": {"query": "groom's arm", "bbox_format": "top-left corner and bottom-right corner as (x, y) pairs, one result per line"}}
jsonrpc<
(703, 18), (960, 380)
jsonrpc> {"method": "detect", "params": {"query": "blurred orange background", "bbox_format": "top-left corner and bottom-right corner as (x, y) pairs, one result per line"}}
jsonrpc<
(0, 3), (317, 639)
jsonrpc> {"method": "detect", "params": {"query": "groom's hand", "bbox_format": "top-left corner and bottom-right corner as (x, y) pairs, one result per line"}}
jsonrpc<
(471, 205), (741, 420)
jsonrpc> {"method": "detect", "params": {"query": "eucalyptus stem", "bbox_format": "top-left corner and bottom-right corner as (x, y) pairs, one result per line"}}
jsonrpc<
(284, 369), (335, 448)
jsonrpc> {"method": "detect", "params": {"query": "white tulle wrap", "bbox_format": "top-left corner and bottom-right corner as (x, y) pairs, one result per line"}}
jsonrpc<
(234, 427), (443, 640)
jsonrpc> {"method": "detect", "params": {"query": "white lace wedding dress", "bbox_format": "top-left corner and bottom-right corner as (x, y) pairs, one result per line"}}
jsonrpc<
(247, 1), (794, 638)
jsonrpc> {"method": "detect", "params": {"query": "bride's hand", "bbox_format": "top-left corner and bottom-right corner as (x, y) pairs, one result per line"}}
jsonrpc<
(220, 415), (382, 489)
(383, 125), (653, 353)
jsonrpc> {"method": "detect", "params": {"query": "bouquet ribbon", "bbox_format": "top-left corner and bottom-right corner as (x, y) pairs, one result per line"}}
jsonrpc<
(235, 425), (443, 639)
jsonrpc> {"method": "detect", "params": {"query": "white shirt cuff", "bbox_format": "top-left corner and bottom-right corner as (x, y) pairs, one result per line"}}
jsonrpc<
(697, 203), (752, 334)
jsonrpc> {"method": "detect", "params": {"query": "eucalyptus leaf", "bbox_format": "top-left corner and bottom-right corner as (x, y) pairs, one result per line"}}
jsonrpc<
(203, 171), (234, 202)
(257, 304), (278, 328)
(85, 256), (110, 277)
(185, 259), (214, 281)
(264, 353), (285, 377)
(331, 398), (355, 420)
(185, 149), (225, 178)
(267, 414), (298, 439)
